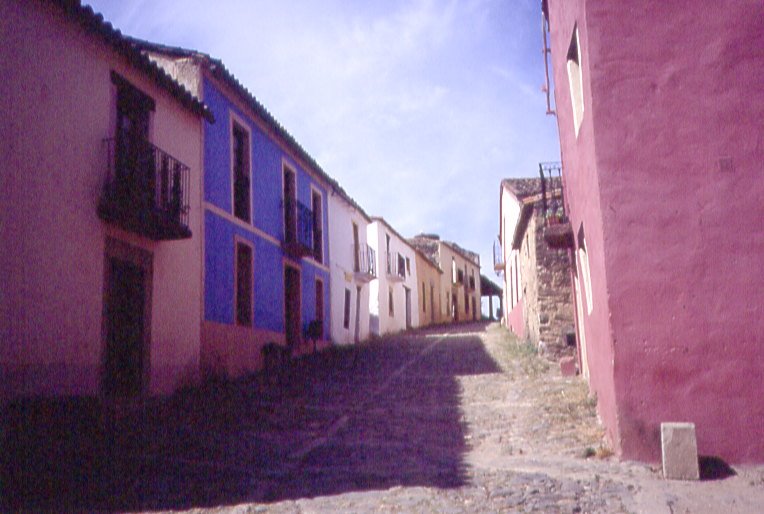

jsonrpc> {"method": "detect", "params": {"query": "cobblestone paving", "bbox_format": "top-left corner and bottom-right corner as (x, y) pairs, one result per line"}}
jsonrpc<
(5, 322), (764, 513)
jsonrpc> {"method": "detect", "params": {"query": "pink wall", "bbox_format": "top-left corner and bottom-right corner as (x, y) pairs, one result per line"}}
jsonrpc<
(549, 0), (764, 462)
(508, 298), (525, 340)
(547, 0), (620, 453)
(0, 1), (203, 402)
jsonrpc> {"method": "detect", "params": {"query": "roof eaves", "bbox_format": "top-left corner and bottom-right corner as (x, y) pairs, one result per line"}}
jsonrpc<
(202, 57), (338, 189)
(52, 0), (214, 123)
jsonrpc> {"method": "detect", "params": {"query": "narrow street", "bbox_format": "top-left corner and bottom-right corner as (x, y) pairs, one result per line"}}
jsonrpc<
(4, 323), (764, 513)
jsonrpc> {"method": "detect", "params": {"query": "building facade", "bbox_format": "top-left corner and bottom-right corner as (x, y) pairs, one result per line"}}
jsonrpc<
(327, 188), (375, 345)
(409, 235), (481, 325)
(543, 0), (764, 462)
(1, 0), (210, 403)
(412, 250), (443, 328)
(497, 176), (575, 358)
(141, 43), (332, 377)
(368, 219), (420, 335)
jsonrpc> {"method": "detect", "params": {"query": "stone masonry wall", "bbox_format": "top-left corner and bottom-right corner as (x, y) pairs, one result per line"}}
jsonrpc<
(532, 206), (575, 359)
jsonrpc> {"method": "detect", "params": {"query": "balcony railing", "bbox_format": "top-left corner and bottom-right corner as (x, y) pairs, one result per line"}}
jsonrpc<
(353, 243), (377, 282)
(493, 239), (505, 273)
(539, 161), (574, 249)
(98, 136), (191, 240)
(386, 251), (406, 282)
(283, 197), (314, 259)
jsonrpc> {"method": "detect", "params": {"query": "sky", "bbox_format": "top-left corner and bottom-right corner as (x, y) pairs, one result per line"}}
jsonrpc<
(86, 0), (561, 299)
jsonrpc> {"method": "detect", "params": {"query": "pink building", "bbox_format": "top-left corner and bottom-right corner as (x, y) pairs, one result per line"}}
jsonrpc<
(1, 0), (212, 403)
(542, 0), (764, 462)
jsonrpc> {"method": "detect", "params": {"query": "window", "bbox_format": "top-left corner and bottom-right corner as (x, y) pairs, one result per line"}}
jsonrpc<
(232, 120), (251, 222)
(464, 289), (469, 314)
(422, 282), (426, 313)
(283, 166), (296, 242)
(389, 287), (394, 316)
(567, 25), (584, 136)
(578, 224), (593, 315)
(352, 222), (360, 272)
(311, 189), (323, 262)
(385, 234), (392, 273)
(235, 241), (253, 326)
(397, 253), (406, 279)
(343, 288), (351, 329)
(405, 257), (410, 275)
(112, 72), (153, 195)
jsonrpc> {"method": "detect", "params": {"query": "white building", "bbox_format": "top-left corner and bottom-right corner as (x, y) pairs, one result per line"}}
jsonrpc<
(368, 218), (420, 335)
(327, 187), (376, 345)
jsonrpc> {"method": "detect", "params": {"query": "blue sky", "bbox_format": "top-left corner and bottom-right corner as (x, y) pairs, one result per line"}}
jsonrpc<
(86, 0), (560, 293)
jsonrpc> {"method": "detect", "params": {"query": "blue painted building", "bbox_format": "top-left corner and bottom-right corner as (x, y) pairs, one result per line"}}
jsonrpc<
(141, 43), (334, 376)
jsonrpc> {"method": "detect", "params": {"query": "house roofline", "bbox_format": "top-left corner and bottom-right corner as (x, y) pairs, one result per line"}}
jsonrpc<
(48, 1), (213, 122)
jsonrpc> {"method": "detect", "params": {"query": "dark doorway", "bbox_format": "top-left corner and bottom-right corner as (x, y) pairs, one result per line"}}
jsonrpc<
(314, 279), (324, 339)
(404, 286), (412, 329)
(284, 265), (301, 352)
(103, 258), (146, 398)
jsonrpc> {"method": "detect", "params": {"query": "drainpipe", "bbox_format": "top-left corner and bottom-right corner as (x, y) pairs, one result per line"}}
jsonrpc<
(541, 8), (556, 116)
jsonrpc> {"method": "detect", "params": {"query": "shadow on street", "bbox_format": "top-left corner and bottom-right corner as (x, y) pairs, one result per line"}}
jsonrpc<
(2, 325), (501, 511)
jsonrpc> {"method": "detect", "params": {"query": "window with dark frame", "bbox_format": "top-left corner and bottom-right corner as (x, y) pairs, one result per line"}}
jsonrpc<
(312, 190), (323, 262)
(343, 288), (351, 329)
(235, 242), (253, 326)
(232, 121), (251, 222)
(352, 223), (360, 272)
(389, 287), (394, 316)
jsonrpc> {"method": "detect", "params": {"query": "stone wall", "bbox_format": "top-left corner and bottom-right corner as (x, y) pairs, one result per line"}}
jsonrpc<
(517, 204), (575, 360)
(532, 206), (575, 358)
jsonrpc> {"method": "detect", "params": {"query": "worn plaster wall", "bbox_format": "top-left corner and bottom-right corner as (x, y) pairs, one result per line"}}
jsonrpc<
(0, 0), (204, 401)
(549, 0), (764, 462)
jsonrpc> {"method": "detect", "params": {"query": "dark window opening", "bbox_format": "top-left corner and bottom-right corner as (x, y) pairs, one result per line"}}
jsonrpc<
(283, 168), (296, 242)
(232, 121), (251, 221)
(343, 288), (351, 329)
(312, 191), (323, 262)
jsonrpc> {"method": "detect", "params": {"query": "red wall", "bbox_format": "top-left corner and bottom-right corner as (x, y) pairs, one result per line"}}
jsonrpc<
(548, 0), (764, 462)
(547, 0), (620, 454)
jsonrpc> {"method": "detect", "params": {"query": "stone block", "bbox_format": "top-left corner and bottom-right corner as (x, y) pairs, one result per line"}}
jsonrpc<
(661, 422), (700, 480)
(560, 356), (577, 376)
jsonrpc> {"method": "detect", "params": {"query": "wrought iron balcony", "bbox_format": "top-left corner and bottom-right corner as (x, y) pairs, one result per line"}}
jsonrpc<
(283, 197), (314, 259)
(98, 136), (191, 240)
(353, 243), (377, 283)
(386, 251), (406, 282)
(539, 161), (574, 249)
(493, 239), (505, 273)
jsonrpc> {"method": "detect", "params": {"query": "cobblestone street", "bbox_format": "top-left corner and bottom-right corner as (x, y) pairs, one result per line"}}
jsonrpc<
(5, 322), (764, 513)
